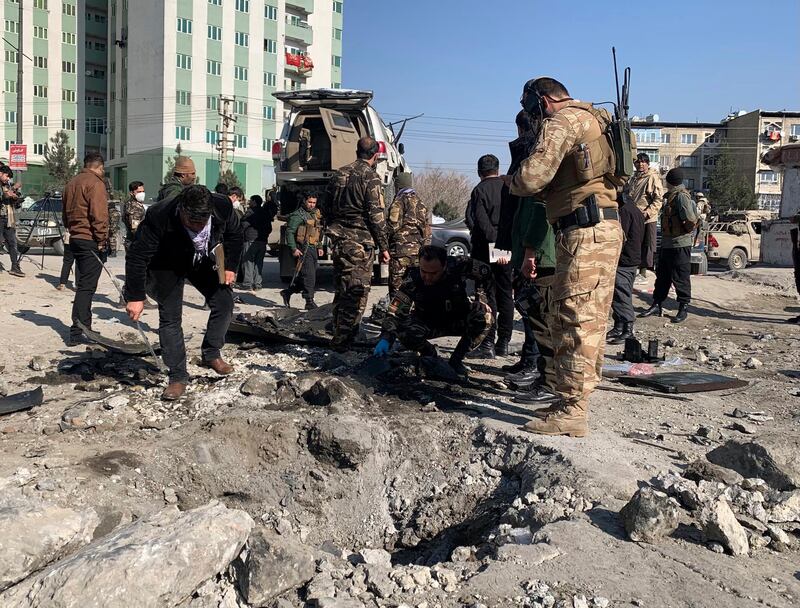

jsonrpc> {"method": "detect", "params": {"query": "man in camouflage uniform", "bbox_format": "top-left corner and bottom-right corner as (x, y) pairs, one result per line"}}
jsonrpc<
(158, 156), (196, 204)
(281, 192), (324, 309)
(387, 172), (430, 298)
(508, 77), (624, 437)
(623, 152), (664, 283)
(107, 200), (122, 257)
(124, 180), (146, 251)
(324, 137), (390, 350)
(374, 245), (493, 376)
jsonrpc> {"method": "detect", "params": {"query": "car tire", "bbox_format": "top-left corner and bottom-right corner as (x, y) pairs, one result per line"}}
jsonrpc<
(51, 238), (65, 256)
(727, 248), (747, 271)
(446, 240), (469, 258)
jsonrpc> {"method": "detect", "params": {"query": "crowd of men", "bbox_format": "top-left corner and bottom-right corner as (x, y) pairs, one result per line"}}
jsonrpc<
(11, 75), (730, 439)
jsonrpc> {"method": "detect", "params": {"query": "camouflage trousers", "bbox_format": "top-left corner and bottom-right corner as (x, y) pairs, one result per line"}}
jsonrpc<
(395, 300), (492, 356)
(108, 230), (120, 254)
(331, 237), (374, 348)
(388, 254), (416, 298)
(549, 221), (622, 412)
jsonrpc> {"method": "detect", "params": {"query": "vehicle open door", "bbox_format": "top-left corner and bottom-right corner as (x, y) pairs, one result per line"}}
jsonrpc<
(319, 108), (358, 170)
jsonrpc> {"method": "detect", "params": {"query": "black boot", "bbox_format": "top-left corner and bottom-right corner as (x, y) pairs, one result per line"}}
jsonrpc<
(448, 338), (472, 376)
(495, 338), (510, 357)
(672, 303), (689, 324)
(502, 359), (531, 373)
(638, 302), (662, 318)
(606, 320), (624, 342)
(465, 339), (495, 360)
(608, 322), (634, 345)
(305, 298), (318, 310)
(280, 289), (291, 308)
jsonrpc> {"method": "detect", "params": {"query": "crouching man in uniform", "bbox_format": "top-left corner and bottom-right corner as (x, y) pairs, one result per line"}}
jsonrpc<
(124, 185), (244, 400)
(373, 245), (494, 376)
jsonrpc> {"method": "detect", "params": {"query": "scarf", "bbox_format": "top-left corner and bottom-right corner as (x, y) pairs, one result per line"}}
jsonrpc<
(184, 216), (212, 264)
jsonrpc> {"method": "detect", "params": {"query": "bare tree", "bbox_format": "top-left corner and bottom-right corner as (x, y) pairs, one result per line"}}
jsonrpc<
(414, 167), (473, 221)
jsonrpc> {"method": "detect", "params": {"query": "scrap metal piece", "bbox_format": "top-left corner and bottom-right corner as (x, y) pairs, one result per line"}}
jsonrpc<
(76, 321), (152, 356)
(618, 372), (748, 394)
(0, 386), (44, 416)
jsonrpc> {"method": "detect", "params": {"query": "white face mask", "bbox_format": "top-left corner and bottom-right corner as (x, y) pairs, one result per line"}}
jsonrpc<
(134, 191), (146, 203)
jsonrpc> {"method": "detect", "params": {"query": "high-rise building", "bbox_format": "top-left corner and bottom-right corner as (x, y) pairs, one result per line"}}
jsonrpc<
(106, 0), (343, 196)
(1, 0), (108, 193)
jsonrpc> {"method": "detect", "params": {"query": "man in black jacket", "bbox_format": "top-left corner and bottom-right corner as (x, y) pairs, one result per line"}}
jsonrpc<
(607, 193), (645, 344)
(465, 154), (514, 358)
(124, 185), (244, 400)
(240, 194), (274, 290)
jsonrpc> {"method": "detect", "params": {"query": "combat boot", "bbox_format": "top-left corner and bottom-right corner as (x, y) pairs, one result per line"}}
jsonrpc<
(448, 337), (472, 377)
(638, 302), (662, 318)
(673, 303), (689, 324)
(513, 386), (561, 405)
(521, 405), (588, 437)
(605, 320), (624, 342)
(465, 339), (495, 360)
(280, 289), (291, 308)
(305, 298), (318, 310)
(608, 322), (634, 345)
(495, 339), (510, 357)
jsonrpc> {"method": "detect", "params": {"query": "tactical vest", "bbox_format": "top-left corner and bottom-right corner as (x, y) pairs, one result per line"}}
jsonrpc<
(296, 209), (322, 245)
(662, 190), (695, 238)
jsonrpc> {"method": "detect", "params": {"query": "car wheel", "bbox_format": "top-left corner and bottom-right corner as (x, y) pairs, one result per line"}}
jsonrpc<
(727, 248), (747, 271)
(51, 238), (65, 256)
(446, 240), (469, 258)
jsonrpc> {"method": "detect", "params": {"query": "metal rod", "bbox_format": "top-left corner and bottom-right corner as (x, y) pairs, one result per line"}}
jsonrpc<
(598, 384), (692, 402)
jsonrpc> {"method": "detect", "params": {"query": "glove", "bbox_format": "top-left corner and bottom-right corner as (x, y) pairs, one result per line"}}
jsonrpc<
(373, 338), (390, 357)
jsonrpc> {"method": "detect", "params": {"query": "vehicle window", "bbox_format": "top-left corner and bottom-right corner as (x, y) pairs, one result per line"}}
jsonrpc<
(31, 198), (63, 213)
(751, 221), (762, 235)
(330, 113), (352, 130)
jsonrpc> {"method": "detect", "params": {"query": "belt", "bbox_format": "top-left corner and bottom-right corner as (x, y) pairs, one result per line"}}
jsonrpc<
(553, 207), (619, 233)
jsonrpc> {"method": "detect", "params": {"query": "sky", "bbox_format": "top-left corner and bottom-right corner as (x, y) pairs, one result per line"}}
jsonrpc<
(341, 0), (800, 179)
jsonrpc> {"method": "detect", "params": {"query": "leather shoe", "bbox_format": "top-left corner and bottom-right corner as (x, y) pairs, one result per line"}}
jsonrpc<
(502, 359), (532, 373)
(672, 303), (689, 324)
(305, 299), (318, 310)
(161, 382), (187, 401)
(465, 341), (495, 360)
(280, 289), (292, 307)
(506, 368), (541, 392)
(513, 386), (561, 405)
(495, 339), (510, 357)
(201, 358), (234, 375)
(638, 303), (662, 318)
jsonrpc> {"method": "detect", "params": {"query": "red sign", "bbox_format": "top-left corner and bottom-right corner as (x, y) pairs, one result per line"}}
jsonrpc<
(8, 144), (27, 171)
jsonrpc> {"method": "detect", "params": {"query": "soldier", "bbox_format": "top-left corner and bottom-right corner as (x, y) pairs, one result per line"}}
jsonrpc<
(324, 137), (390, 351)
(124, 181), (146, 251)
(623, 152), (664, 284)
(639, 168), (698, 324)
(387, 172), (430, 298)
(281, 192), (324, 309)
(158, 156), (196, 203)
(107, 200), (122, 257)
(373, 245), (493, 377)
(507, 77), (624, 437)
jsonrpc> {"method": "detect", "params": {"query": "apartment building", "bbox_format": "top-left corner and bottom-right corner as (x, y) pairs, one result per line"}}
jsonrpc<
(106, 0), (343, 196)
(0, 0), (108, 193)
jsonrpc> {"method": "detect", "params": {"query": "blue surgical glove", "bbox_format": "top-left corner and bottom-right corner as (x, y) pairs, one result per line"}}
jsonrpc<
(373, 338), (390, 357)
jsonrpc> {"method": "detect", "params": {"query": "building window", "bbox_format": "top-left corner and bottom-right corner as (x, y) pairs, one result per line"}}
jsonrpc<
(791, 125), (800, 137)
(91, 68), (105, 79)
(632, 129), (660, 144)
(264, 38), (277, 53)
(176, 126), (191, 141)
(4, 20), (18, 33)
(207, 95), (219, 110)
(704, 132), (721, 144)
(177, 90), (192, 105)
(333, 1), (343, 13)
(333, 27), (342, 40)
(235, 0), (249, 12)
(33, 143), (46, 155)
(86, 118), (106, 134)
(265, 4), (277, 20)
(208, 0), (222, 5)
(62, 89), (75, 101)
(177, 18), (192, 34)
(234, 134), (247, 148)
(660, 133), (671, 144)
(683, 178), (695, 189)
(332, 55), (341, 67)
(4, 141), (12, 152)
(33, 56), (47, 68)
(4, 80), (16, 93)
(234, 65), (248, 80)
(264, 71), (277, 86)
(4, 111), (15, 123)
(176, 53), (192, 70)
(207, 59), (221, 75)
(234, 100), (248, 115)
(638, 149), (659, 164)
(4, 50), (18, 63)
(62, 60), (76, 73)
(331, 81), (341, 89)
(263, 138), (274, 151)
(208, 25), (222, 40)
(94, 13), (107, 23)
(62, 32), (76, 44)
(62, 118), (76, 130)
(758, 171), (778, 183)
(33, 84), (47, 97)
(206, 130), (218, 145)
(33, 0), (47, 9)
(703, 155), (718, 167)
(33, 115), (47, 127)
(34, 25), (47, 38)
(680, 133), (697, 145)
(62, 3), (76, 16)
(263, 105), (275, 119)
(678, 155), (698, 168)
(235, 31), (249, 47)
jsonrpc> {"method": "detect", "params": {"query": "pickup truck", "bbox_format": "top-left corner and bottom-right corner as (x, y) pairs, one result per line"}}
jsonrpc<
(706, 211), (776, 270)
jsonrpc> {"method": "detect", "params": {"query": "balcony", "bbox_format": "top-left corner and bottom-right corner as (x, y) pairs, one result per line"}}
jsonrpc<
(284, 52), (313, 76)
(285, 21), (313, 45)
(285, 0), (314, 14)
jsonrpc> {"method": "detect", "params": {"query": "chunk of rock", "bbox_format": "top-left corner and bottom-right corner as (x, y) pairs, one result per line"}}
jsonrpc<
(237, 527), (316, 606)
(651, 472), (701, 510)
(365, 565), (398, 599)
(0, 501), (254, 607)
(0, 502), (99, 591)
(240, 373), (278, 397)
(28, 356), (50, 371)
(768, 491), (800, 523)
(358, 548), (392, 569)
(697, 498), (749, 556)
(745, 357), (763, 369)
(620, 487), (680, 543)
(303, 377), (359, 407)
(766, 525), (794, 552)
(707, 435), (800, 491)
(308, 415), (375, 468)
(683, 460), (743, 486)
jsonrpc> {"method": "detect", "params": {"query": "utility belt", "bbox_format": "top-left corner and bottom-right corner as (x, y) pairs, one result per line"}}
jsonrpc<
(552, 195), (618, 233)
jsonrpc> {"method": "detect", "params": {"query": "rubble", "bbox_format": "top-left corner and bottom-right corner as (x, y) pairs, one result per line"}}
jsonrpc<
(619, 486), (680, 543)
(240, 373), (278, 398)
(707, 434), (800, 491)
(698, 498), (750, 556)
(307, 415), (376, 468)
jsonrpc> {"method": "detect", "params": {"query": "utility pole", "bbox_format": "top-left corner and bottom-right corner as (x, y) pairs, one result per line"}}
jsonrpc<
(16, 0), (23, 144)
(216, 95), (236, 177)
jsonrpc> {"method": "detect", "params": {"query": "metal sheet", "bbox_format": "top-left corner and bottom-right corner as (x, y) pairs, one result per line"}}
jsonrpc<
(618, 372), (748, 394)
(78, 322), (152, 355)
(0, 386), (44, 416)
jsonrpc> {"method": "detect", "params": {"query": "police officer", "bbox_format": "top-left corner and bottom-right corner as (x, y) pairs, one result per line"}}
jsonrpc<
(507, 77), (623, 437)
(281, 192), (324, 309)
(639, 168), (698, 324)
(374, 245), (493, 377)
(387, 172), (430, 298)
(324, 137), (390, 351)
(124, 180), (146, 252)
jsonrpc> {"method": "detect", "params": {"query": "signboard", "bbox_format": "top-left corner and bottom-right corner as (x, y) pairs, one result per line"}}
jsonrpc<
(8, 144), (27, 171)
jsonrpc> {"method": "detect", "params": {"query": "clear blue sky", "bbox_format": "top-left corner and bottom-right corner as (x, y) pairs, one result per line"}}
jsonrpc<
(341, 0), (800, 178)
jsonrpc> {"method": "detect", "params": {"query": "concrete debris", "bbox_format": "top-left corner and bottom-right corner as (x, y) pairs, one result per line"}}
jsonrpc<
(619, 486), (680, 543)
(729, 421), (757, 435)
(303, 377), (360, 408)
(698, 498), (750, 556)
(308, 415), (376, 468)
(768, 491), (800, 523)
(745, 357), (763, 369)
(358, 548), (393, 569)
(28, 356), (50, 371)
(240, 373), (278, 397)
(707, 434), (800, 491)
(684, 459), (743, 486)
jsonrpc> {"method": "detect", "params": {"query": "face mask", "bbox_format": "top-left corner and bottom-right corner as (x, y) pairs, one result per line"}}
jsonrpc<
(135, 192), (146, 203)
(233, 201), (242, 209)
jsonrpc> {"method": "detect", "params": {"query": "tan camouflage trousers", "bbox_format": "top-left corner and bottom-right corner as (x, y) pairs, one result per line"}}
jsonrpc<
(331, 237), (374, 348)
(549, 221), (622, 412)
(388, 254), (415, 298)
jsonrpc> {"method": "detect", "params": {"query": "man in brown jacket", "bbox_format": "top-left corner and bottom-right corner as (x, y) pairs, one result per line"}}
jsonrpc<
(623, 153), (664, 283)
(62, 153), (109, 345)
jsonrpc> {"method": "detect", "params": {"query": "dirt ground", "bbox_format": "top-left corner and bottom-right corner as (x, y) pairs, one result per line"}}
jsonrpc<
(1, 251), (799, 607)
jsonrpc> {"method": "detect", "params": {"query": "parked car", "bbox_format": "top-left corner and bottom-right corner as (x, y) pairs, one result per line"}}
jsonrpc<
(14, 194), (65, 255)
(431, 219), (471, 258)
(270, 88), (410, 282)
(706, 210), (775, 270)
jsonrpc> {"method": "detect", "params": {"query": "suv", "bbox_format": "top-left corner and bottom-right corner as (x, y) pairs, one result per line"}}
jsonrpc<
(14, 194), (66, 255)
(270, 88), (410, 281)
(706, 211), (775, 270)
